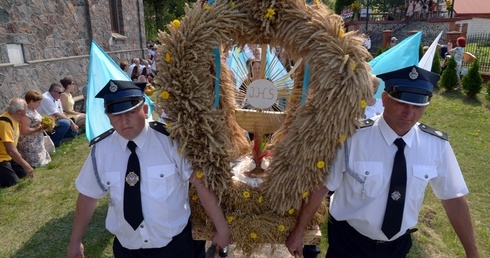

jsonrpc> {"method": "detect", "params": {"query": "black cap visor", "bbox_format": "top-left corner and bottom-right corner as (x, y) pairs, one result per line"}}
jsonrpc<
(388, 91), (430, 106)
(105, 96), (144, 115)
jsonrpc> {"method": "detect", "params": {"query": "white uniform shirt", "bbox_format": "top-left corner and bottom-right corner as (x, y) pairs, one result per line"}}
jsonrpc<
(37, 91), (63, 116)
(326, 115), (468, 241)
(76, 122), (193, 249)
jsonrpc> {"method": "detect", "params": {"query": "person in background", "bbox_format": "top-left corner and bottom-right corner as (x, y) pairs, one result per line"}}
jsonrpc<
(127, 58), (141, 78)
(37, 83), (78, 147)
(363, 75), (384, 120)
(362, 33), (371, 51)
(285, 65), (479, 257)
(390, 37), (398, 48)
(131, 65), (141, 82)
(448, 36), (466, 88)
(119, 61), (129, 73)
(60, 77), (86, 130)
(18, 90), (51, 168)
(67, 80), (230, 258)
(0, 98), (34, 187)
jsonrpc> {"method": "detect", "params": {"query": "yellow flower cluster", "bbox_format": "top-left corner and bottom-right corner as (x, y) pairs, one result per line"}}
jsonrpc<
(265, 8), (276, 19)
(242, 191), (250, 198)
(171, 20), (180, 29)
(160, 90), (170, 100)
(41, 115), (56, 132)
(302, 191), (309, 199)
(360, 99), (367, 109)
(277, 224), (285, 232)
(338, 134), (347, 143)
(195, 169), (204, 179)
(316, 160), (325, 169)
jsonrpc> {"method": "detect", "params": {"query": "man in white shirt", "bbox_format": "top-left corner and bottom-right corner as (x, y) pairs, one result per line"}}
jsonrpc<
(285, 65), (479, 257)
(37, 83), (78, 146)
(67, 80), (230, 258)
(126, 58), (141, 78)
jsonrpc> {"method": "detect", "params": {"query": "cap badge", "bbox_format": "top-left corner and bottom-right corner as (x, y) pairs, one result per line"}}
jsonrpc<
(409, 67), (419, 80)
(109, 81), (118, 92)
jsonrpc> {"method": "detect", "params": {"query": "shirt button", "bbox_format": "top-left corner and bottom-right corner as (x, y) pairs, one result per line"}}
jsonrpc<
(144, 240), (148, 243)
(425, 175), (428, 179)
(140, 225), (144, 228)
(365, 171), (369, 175)
(107, 181), (110, 185)
(160, 174), (164, 178)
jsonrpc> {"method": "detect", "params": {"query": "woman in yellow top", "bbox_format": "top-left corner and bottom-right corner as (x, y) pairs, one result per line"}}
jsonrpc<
(60, 77), (85, 130)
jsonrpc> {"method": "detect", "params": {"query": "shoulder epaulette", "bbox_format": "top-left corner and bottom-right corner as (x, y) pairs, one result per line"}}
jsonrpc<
(89, 128), (115, 147)
(419, 123), (448, 141)
(149, 121), (170, 136)
(358, 119), (374, 129)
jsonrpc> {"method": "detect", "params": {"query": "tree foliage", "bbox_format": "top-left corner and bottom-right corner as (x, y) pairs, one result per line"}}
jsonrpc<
(143, 0), (196, 42)
(431, 51), (441, 75)
(335, 0), (355, 14)
(462, 59), (483, 99)
(438, 56), (459, 91)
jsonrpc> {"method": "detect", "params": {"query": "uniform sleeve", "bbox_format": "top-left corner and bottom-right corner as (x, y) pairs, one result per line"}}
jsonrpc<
(75, 147), (110, 200)
(429, 141), (469, 200)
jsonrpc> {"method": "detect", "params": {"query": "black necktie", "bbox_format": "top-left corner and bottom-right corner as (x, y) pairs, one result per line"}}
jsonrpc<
(124, 141), (144, 230)
(381, 138), (407, 240)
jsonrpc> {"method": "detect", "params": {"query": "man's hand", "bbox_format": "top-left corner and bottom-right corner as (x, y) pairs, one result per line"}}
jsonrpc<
(286, 227), (304, 257)
(67, 242), (84, 258)
(70, 120), (78, 131)
(24, 165), (34, 178)
(212, 227), (231, 250)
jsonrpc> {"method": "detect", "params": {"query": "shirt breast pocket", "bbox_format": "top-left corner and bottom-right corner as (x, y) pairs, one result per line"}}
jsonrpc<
(350, 162), (384, 198)
(409, 165), (437, 200)
(147, 164), (177, 198)
(106, 172), (123, 200)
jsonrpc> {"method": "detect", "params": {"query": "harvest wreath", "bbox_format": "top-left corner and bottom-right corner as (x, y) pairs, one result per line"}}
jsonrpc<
(155, 0), (372, 256)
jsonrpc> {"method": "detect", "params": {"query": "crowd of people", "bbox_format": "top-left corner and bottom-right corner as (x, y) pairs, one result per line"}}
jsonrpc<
(406, 0), (441, 20)
(0, 76), (85, 187)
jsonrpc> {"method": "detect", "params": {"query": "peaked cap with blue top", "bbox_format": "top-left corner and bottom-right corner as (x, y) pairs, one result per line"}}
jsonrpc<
(377, 65), (440, 106)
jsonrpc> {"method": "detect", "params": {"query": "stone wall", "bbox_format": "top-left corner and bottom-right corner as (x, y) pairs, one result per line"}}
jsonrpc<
(0, 0), (147, 111)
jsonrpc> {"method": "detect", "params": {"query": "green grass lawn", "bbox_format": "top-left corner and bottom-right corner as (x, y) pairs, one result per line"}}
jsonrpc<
(1, 89), (489, 257)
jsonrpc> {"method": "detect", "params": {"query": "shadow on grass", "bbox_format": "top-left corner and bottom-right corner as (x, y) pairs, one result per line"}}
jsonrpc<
(436, 87), (484, 107)
(11, 205), (112, 258)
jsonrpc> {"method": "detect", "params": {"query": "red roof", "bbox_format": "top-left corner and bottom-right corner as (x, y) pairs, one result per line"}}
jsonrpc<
(454, 0), (490, 15)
